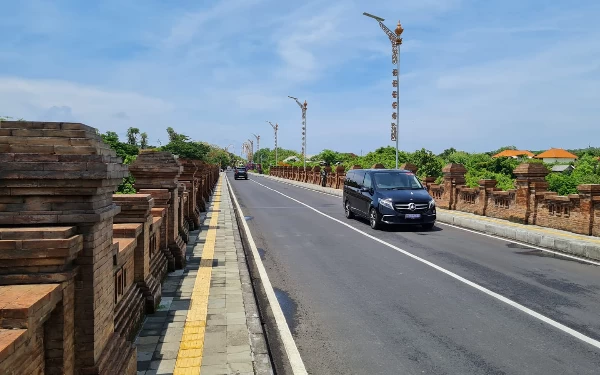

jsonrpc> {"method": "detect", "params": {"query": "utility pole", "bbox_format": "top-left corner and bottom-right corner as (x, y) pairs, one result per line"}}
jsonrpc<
(288, 96), (308, 169)
(266, 121), (279, 166)
(363, 12), (404, 169)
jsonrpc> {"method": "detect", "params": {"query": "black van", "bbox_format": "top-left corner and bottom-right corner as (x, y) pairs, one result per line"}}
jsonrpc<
(343, 169), (436, 230)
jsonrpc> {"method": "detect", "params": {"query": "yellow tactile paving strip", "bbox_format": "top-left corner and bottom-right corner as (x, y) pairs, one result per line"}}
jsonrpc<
(442, 209), (600, 244)
(173, 178), (222, 375)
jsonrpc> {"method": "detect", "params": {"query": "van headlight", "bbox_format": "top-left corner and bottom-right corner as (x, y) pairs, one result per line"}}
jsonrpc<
(429, 199), (436, 210)
(378, 198), (394, 210)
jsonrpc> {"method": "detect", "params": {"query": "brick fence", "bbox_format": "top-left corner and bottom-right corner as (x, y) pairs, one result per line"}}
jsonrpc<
(0, 122), (219, 374)
(269, 162), (600, 237)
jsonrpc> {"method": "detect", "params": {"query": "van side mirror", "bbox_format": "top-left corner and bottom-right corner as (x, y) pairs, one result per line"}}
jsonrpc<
(360, 187), (371, 193)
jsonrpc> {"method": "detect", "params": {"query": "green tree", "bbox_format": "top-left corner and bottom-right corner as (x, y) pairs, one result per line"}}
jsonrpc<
(101, 131), (139, 161)
(100, 131), (139, 194)
(140, 132), (149, 149)
(409, 148), (444, 178)
(126, 127), (140, 146)
(438, 147), (457, 159)
(313, 149), (341, 165)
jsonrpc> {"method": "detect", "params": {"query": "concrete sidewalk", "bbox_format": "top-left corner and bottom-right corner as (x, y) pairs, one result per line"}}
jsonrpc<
(135, 175), (273, 375)
(251, 173), (600, 262)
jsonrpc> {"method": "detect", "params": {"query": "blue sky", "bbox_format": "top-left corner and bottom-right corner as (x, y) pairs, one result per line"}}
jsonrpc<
(1, 0), (599, 155)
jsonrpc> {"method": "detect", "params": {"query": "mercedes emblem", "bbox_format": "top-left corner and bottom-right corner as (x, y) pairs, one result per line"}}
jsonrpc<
(408, 203), (416, 211)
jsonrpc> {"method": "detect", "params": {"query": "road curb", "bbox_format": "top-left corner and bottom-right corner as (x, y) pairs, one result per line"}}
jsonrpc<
(251, 173), (600, 263)
(227, 174), (309, 375)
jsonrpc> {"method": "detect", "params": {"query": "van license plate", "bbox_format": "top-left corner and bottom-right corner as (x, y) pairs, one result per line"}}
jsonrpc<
(405, 214), (421, 219)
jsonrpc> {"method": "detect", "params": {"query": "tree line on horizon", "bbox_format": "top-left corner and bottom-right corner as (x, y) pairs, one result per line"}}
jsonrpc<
(252, 145), (600, 196)
(101, 126), (241, 193)
(3, 116), (599, 196)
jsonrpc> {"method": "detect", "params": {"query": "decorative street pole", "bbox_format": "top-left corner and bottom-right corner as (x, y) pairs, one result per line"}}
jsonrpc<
(247, 139), (254, 162)
(252, 133), (261, 167)
(288, 96), (308, 169)
(241, 142), (247, 161)
(266, 121), (279, 166)
(224, 144), (234, 167)
(363, 12), (404, 169)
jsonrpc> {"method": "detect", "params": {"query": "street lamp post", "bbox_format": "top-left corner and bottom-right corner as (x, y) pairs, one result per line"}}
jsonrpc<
(363, 12), (404, 169)
(266, 121), (279, 167)
(252, 133), (260, 165)
(224, 144), (234, 167)
(247, 139), (254, 162)
(288, 96), (308, 169)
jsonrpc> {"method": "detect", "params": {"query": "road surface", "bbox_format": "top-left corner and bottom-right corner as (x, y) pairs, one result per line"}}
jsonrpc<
(227, 172), (600, 375)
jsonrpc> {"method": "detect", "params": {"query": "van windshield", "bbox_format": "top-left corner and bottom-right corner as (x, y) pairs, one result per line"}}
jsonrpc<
(372, 172), (424, 190)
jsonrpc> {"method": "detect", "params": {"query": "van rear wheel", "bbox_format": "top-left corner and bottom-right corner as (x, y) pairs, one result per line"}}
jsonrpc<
(344, 201), (354, 219)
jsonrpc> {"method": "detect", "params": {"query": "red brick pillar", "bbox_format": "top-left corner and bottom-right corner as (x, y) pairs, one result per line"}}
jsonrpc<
(195, 162), (207, 212)
(0, 121), (136, 374)
(576, 185), (600, 235)
(514, 163), (549, 224)
(178, 184), (189, 243)
(478, 179), (498, 216)
(312, 166), (321, 184)
(335, 165), (346, 189)
(112, 194), (165, 313)
(441, 163), (467, 210)
(400, 162), (418, 174)
(129, 151), (187, 269)
(179, 158), (200, 229)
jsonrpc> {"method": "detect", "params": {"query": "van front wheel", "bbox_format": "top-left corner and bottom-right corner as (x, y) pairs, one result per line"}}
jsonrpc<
(369, 208), (381, 230)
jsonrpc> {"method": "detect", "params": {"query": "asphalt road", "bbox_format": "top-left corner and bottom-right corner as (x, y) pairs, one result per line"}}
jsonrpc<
(227, 172), (600, 375)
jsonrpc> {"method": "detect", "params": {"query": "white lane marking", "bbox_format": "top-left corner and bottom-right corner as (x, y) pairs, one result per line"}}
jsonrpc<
(226, 176), (309, 374)
(254, 176), (600, 267)
(251, 175), (340, 198)
(437, 222), (600, 267)
(249, 178), (600, 350)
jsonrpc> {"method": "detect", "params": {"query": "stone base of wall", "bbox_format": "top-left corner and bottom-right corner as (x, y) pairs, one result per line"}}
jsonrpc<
(180, 222), (190, 244)
(114, 284), (145, 343)
(169, 237), (187, 269)
(161, 247), (176, 272)
(81, 333), (136, 375)
(151, 249), (169, 283)
(139, 274), (162, 314)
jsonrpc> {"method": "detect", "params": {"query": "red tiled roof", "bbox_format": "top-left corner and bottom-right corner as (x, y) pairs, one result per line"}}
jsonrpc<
(534, 148), (578, 159)
(492, 150), (534, 158)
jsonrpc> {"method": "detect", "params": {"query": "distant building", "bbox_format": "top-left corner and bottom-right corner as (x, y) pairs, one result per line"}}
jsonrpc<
(534, 148), (578, 164)
(550, 164), (574, 174)
(283, 156), (299, 163)
(492, 150), (534, 159)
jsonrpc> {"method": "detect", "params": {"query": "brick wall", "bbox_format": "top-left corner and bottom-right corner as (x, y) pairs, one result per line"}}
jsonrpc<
(0, 121), (219, 374)
(274, 160), (600, 237)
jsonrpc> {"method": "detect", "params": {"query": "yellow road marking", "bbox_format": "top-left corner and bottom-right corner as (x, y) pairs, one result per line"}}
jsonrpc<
(173, 177), (222, 374)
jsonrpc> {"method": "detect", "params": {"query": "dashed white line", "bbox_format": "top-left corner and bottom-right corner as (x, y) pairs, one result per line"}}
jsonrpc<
(249, 178), (600, 350)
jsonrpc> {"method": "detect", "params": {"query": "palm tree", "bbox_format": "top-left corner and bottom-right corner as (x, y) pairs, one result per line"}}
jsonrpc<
(126, 127), (140, 146)
(140, 132), (149, 149)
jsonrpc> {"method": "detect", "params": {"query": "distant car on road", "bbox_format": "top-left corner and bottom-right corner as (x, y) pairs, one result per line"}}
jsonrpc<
(343, 169), (436, 230)
(234, 167), (248, 180)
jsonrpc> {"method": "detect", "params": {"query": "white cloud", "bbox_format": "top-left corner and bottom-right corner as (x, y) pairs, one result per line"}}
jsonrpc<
(1, 0), (599, 155)
(0, 77), (173, 139)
